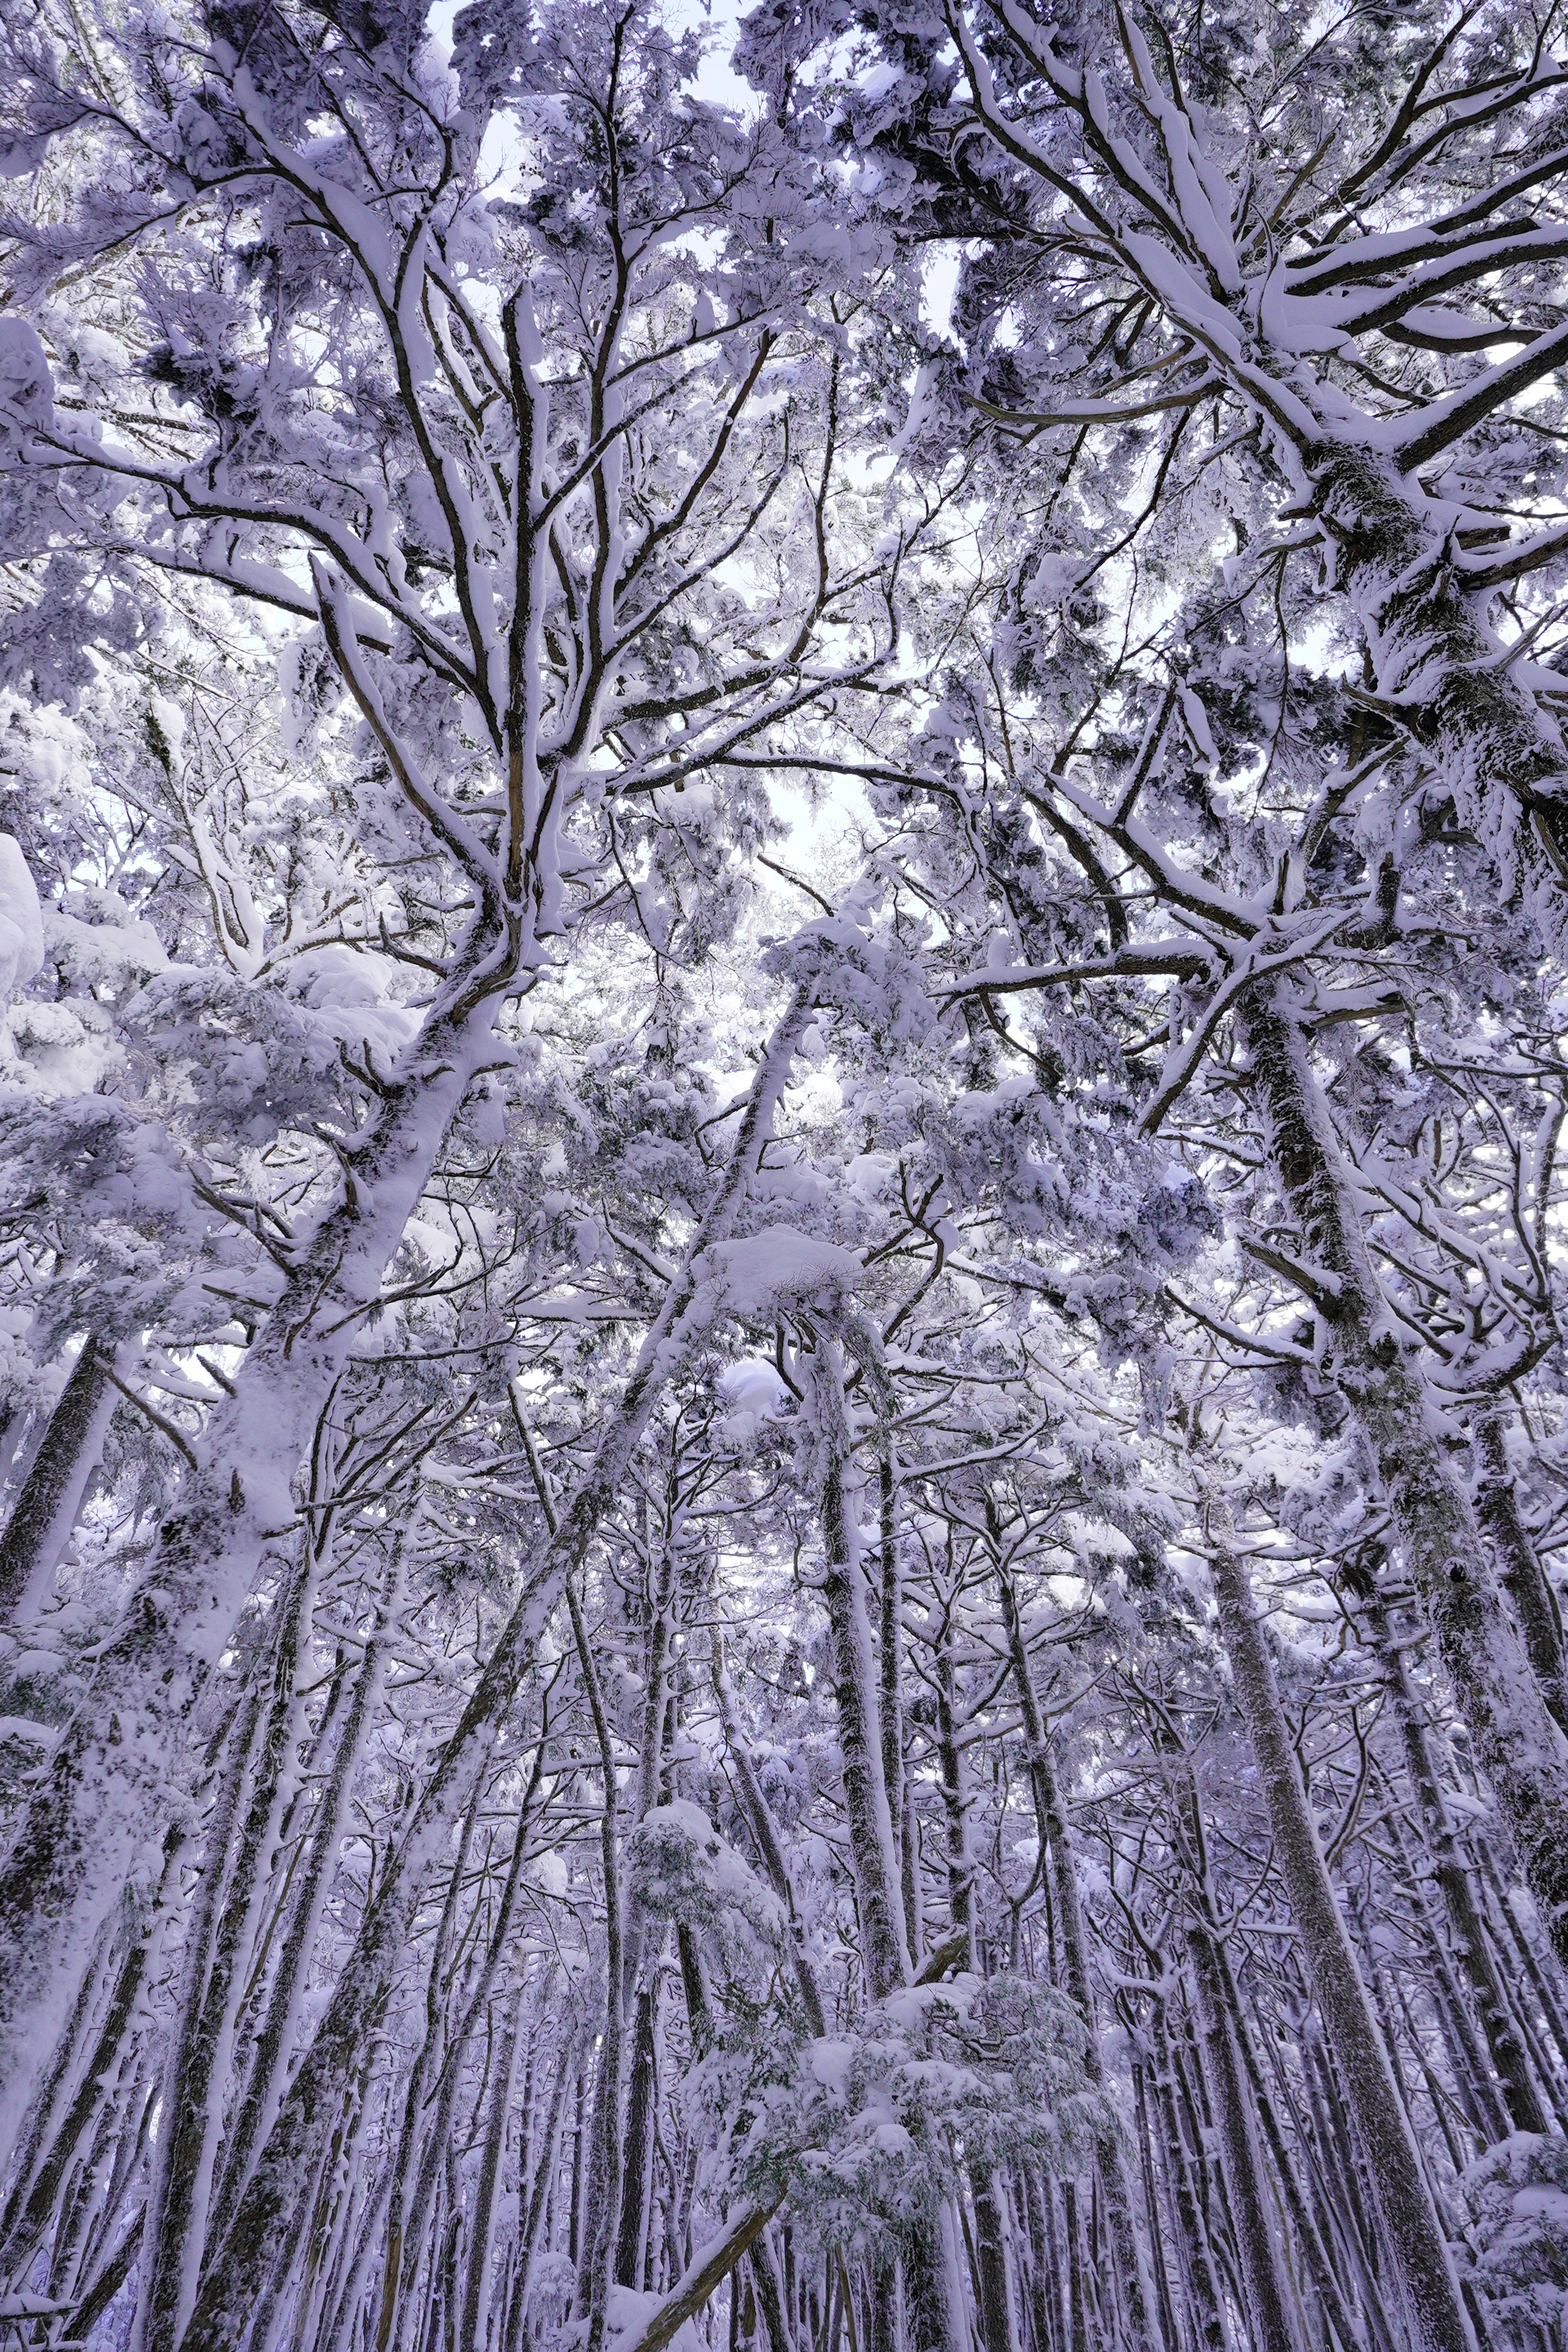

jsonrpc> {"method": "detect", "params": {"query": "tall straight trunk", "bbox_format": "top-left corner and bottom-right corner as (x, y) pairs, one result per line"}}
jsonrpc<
(504, 2036), (580, 2352)
(1206, 1529), (1474, 2352)
(809, 1337), (910, 2003)
(1149, 2005), (1228, 2352)
(1207, 1913), (1369, 2352)
(0, 967), (512, 2163)
(615, 1546), (675, 2292)
(751, 2233), (795, 2352)
(1243, 986), (1568, 1980)
(133, 1673), (269, 2352)
(992, 1548), (1158, 2352)
(808, 1335), (959, 2352)
(374, 1790), (485, 2352)
(460, 1976), (528, 2352)
(1184, 1909), (1302, 2352)
(383, 1723), (557, 2352)
(1130, 2054), (1183, 2352)
(0, 1332), (118, 1625)
(567, 1558), (626, 2352)
(877, 1449), (920, 1960)
(177, 989), (811, 2352)
(931, 1606), (1014, 2352)
(615, 1975), (659, 2292)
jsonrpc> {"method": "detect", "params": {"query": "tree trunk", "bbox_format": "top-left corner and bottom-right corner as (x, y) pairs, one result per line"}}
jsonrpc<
(1206, 1528), (1474, 2352)
(0, 979), (507, 2163)
(1243, 987), (1568, 1982)
(460, 1977), (528, 2352)
(1185, 1906), (1303, 2352)
(809, 1335), (960, 2352)
(878, 1449), (921, 1961)
(1344, 1538), (1549, 2137)
(993, 1546), (1158, 2352)
(0, 1332), (118, 1625)
(1474, 1409), (1568, 1736)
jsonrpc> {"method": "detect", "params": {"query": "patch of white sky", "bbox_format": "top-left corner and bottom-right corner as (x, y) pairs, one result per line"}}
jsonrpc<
(421, 0), (978, 895)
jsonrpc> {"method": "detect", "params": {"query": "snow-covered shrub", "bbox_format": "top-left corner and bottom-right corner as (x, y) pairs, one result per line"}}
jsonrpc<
(1462, 2134), (1568, 2332)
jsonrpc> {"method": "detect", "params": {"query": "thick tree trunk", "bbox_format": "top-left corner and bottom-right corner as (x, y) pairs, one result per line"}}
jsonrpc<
(1309, 441), (1568, 891)
(1243, 987), (1568, 1980)
(1207, 1530), (1474, 2352)
(0, 1333), (118, 1625)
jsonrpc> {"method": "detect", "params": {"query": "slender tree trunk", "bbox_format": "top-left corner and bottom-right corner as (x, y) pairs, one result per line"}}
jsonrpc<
(1206, 1528), (1474, 2352)
(713, 1644), (826, 2037)
(993, 1547), (1158, 2352)
(568, 1559), (626, 2352)
(504, 2034), (580, 2352)
(461, 1976), (528, 2352)
(616, 1974), (660, 2292)
(376, 1792), (485, 2352)
(139, 1544), (320, 2352)
(878, 1449), (920, 1961)
(809, 1335), (959, 2352)
(809, 1337), (910, 2002)
(930, 1606), (1014, 2352)
(1150, 2005), (1229, 2352)
(1185, 1907), (1302, 2352)
(208, 1526), (412, 2244)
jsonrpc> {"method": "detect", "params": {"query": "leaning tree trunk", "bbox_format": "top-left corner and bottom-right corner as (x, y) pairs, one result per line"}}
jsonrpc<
(0, 959), (516, 2167)
(1207, 1526), (1476, 2352)
(0, 1332), (119, 1625)
(1243, 984), (1568, 1981)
